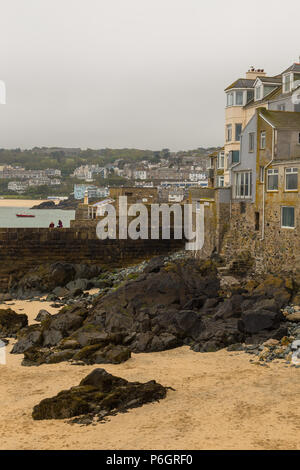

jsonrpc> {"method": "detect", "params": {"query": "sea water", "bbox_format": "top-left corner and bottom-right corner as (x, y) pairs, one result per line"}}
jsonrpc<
(0, 206), (75, 228)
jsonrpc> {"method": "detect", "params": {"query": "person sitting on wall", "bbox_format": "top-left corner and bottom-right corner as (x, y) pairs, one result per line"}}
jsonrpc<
(49, 221), (55, 228)
(57, 220), (63, 228)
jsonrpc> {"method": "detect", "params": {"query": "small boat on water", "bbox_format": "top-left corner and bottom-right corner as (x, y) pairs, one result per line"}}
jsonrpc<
(16, 213), (36, 218)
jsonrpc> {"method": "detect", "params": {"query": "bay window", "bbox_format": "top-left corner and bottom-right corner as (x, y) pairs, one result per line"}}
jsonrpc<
(234, 171), (252, 199)
(235, 92), (243, 105)
(226, 125), (232, 142)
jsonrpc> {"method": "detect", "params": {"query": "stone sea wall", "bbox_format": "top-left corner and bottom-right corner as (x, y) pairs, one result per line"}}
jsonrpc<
(0, 227), (184, 291)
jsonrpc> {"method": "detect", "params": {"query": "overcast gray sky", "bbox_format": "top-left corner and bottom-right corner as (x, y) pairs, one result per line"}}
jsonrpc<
(0, 0), (300, 151)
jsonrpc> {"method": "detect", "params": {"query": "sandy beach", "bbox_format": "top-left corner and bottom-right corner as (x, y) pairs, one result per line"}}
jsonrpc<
(0, 299), (299, 450)
(0, 199), (49, 208)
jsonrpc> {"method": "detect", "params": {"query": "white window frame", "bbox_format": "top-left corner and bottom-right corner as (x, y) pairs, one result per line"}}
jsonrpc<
(208, 157), (214, 169)
(217, 176), (224, 188)
(217, 151), (225, 169)
(227, 93), (234, 106)
(235, 91), (244, 106)
(283, 73), (292, 93)
(285, 167), (298, 191)
(226, 125), (232, 142)
(267, 169), (279, 192)
(260, 131), (266, 149)
(234, 171), (252, 199)
(255, 85), (262, 101)
(281, 206), (295, 229)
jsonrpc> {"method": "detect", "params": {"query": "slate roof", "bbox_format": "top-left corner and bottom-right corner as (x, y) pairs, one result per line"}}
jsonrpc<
(281, 63), (300, 74)
(259, 108), (300, 129)
(225, 79), (255, 91)
(258, 76), (282, 84)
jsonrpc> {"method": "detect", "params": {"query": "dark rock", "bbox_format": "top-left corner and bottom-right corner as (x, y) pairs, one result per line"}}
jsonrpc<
(227, 343), (245, 351)
(0, 293), (13, 302)
(143, 256), (165, 274)
(66, 279), (89, 292)
(11, 325), (42, 354)
(32, 368), (168, 421)
(214, 299), (240, 320)
(173, 310), (204, 341)
(53, 287), (69, 298)
(201, 341), (219, 352)
(238, 309), (285, 334)
(0, 309), (28, 338)
(35, 310), (51, 323)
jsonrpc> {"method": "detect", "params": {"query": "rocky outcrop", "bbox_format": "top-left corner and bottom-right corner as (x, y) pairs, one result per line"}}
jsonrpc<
(11, 258), (294, 366)
(32, 368), (168, 423)
(0, 309), (28, 338)
(11, 263), (102, 298)
(31, 198), (79, 211)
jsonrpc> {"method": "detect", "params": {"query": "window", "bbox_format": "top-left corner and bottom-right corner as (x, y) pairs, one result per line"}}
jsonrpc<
(208, 157), (214, 169)
(260, 166), (264, 183)
(236, 92), (243, 106)
(217, 152), (224, 169)
(249, 132), (255, 152)
(226, 125), (232, 142)
(285, 167), (298, 191)
(283, 74), (292, 93)
(231, 150), (240, 164)
(235, 123), (242, 141)
(281, 206), (295, 228)
(255, 85), (262, 100)
(267, 169), (278, 191)
(234, 171), (252, 199)
(298, 132), (300, 144)
(247, 90), (254, 103)
(227, 93), (234, 106)
(217, 176), (224, 187)
(260, 131), (266, 149)
(277, 104), (286, 111)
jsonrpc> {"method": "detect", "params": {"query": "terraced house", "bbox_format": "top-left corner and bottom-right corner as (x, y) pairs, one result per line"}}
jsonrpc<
(196, 61), (300, 273)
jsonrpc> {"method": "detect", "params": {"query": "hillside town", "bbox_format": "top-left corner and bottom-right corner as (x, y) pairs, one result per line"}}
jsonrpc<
(0, 147), (212, 202)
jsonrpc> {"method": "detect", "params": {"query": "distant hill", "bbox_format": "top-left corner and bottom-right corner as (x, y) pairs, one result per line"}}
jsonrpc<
(0, 146), (220, 175)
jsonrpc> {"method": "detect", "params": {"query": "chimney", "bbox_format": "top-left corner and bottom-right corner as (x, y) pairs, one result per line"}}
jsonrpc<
(245, 67), (267, 79)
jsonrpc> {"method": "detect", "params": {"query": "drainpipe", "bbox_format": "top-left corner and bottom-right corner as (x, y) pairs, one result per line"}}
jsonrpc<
(260, 128), (275, 241)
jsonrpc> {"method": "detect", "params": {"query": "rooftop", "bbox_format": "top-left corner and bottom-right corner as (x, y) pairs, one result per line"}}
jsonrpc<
(259, 108), (300, 129)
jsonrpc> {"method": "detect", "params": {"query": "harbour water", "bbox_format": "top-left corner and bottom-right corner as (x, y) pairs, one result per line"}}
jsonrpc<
(0, 206), (75, 228)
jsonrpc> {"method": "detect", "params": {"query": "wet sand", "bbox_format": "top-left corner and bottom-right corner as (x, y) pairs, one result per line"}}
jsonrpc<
(0, 300), (299, 450)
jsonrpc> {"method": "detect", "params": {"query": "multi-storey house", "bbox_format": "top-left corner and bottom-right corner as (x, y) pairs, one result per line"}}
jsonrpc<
(224, 62), (300, 186)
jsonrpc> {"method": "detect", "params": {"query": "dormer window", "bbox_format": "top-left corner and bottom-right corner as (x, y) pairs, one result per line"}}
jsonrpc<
(255, 85), (262, 100)
(283, 73), (292, 93)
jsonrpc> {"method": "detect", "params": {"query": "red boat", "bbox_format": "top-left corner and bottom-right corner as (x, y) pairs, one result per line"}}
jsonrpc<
(16, 213), (36, 218)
